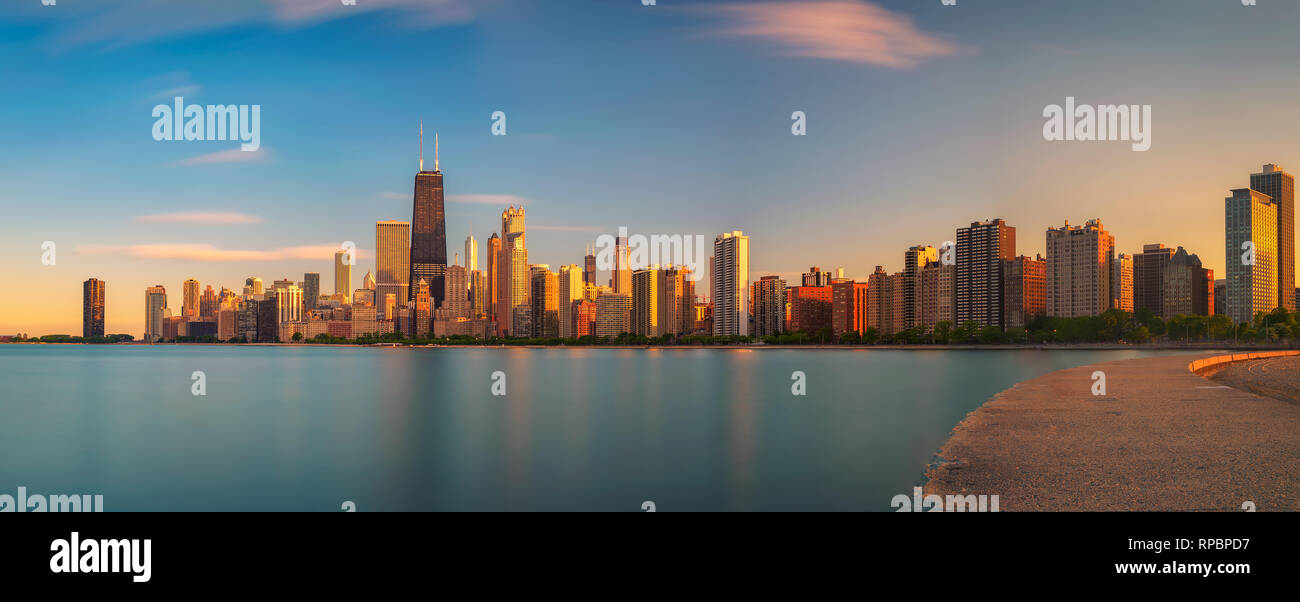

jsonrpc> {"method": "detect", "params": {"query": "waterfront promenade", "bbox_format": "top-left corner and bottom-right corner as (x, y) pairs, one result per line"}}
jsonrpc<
(924, 352), (1300, 511)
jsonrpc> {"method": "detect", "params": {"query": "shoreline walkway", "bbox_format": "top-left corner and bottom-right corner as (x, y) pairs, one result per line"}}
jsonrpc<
(923, 351), (1300, 511)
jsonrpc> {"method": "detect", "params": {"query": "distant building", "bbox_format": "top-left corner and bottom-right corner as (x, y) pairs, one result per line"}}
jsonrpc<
(1134, 243), (1175, 316)
(1046, 219), (1114, 318)
(275, 285), (303, 323)
(802, 266), (831, 287)
(376, 220), (411, 320)
(632, 268), (663, 337)
(217, 308), (237, 341)
(595, 293), (631, 339)
(751, 276), (786, 337)
(831, 280), (869, 336)
(558, 264), (583, 338)
(182, 278), (200, 318)
(917, 262), (955, 330)
(334, 250), (353, 304)
(256, 297), (279, 342)
(1110, 253), (1134, 313)
(903, 245), (938, 329)
(200, 285), (218, 318)
(144, 285), (167, 342)
(444, 264), (470, 318)
(788, 285), (832, 333)
(867, 266), (892, 334)
(530, 266), (558, 338)
(711, 231), (750, 337)
(571, 298), (597, 337)
(1003, 255), (1046, 329)
(1248, 164), (1294, 311)
(1162, 247), (1213, 319)
(486, 233), (501, 324)
(956, 219), (1016, 328)
(1224, 188), (1278, 324)
(83, 278), (105, 338)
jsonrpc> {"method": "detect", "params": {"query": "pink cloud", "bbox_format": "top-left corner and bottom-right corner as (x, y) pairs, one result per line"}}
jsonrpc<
(174, 148), (270, 166)
(699, 1), (973, 69)
(133, 212), (264, 225)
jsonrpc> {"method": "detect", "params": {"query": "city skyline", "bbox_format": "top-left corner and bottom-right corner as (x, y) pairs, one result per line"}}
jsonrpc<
(7, 1), (1300, 334)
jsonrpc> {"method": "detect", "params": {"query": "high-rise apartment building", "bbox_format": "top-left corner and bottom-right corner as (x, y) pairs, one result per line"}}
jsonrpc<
(1134, 243), (1175, 316)
(530, 266), (558, 338)
(1248, 164), (1295, 311)
(1162, 247), (1213, 319)
(558, 264), (583, 338)
(711, 231), (750, 337)
(788, 286), (832, 333)
(1111, 253), (1133, 312)
(200, 285), (218, 318)
(584, 245), (597, 286)
(1045, 219), (1114, 318)
(464, 234), (477, 273)
(83, 278), (105, 338)
(498, 206), (528, 336)
(595, 293), (631, 339)
(444, 264), (469, 318)
(903, 245), (938, 329)
(831, 280), (869, 336)
(486, 233), (500, 322)
(632, 268), (662, 337)
(802, 266), (831, 287)
(376, 220), (411, 320)
(751, 276), (786, 337)
(303, 273), (320, 311)
(276, 285), (303, 323)
(917, 262), (955, 330)
(182, 278), (200, 318)
(145, 285), (167, 342)
(1224, 188), (1278, 324)
(1003, 255), (1046, 329)
(956, 219), (1016, 328)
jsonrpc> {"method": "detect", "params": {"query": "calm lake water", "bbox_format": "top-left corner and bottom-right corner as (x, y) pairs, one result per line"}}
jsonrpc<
(0, 345), (1185, 511)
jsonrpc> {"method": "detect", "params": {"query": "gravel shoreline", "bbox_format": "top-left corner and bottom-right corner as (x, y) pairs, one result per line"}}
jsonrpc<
(923, 353), (1300, 511)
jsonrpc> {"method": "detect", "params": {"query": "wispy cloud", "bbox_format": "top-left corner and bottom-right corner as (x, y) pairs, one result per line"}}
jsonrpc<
(447, 194), (531, 206)
(696, 1), (973, 69)
(133, 212), (264, 225)
(174, 148), (270, 166)
(76, 243), (368, 262)
(41, 0), (473, 51)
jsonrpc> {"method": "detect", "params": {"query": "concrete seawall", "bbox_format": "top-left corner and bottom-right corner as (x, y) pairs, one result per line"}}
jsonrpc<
(923, 352), (1300, 511)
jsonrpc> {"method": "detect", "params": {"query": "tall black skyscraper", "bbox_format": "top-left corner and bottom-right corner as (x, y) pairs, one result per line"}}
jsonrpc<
(410, 124), (448, 308)
(1249, 164), (1295, 312)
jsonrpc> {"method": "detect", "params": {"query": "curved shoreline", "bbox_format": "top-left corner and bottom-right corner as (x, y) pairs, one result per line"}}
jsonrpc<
(923, 352), (1300, 511)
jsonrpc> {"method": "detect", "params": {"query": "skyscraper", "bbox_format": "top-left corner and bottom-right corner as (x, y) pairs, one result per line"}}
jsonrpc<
(802, 266), (831, 287)
(558, 264), (583, 338)
(200, 285), (218, 318)
(303, 273), (320, 310)
(334, 250), (352, 304)
(464, 233), (478, 273)
(376, 220), (411, 320)
(486, 233), (500, 322)
(1134, 244), (1176, 316)
(530, 266), (558, 338)
(1225, 188), (1278, 324)
(145, 285), (167, 342)
(632, 267), (662, 337)
(1045, 219), (1114, 318)
(613, 236), (632, 294)
(244, 277), (263, 296)
(498, 207), (527, 336)
(1003, 255), (1046, 329)
(444, 264), (470, 318)
(1111, 253), (1134, 312)
(595, 293), (631, 339)
(903, 245), (938, 329)
(711, 231), (750, 337)
(182, 278), (200, 318)
(410, 126), (448, 308)
(1248, 164), (1295, 311)
(1162, 247), (1212, 319)
(584, 245), (597, 286)
(83, 278), (105, 338)
(918, 261), (956, 330)
(956, 219), (1016, 327)
(275, 285), (303, 323)
(831, 279), (869, 337)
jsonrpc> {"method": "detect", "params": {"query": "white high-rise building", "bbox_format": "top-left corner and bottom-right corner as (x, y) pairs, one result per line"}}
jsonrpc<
(144, 285), (167, 342)
(1225, 188), (1278, 324)
(558, 264), (583, 338)
(712, 231), (750, 337)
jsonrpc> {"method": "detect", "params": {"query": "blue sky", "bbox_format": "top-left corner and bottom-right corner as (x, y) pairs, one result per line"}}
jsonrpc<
(3, 0), (1300, 334)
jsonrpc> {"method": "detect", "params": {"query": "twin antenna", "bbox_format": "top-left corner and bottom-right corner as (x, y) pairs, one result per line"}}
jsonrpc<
(419, 120), (439, 172)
